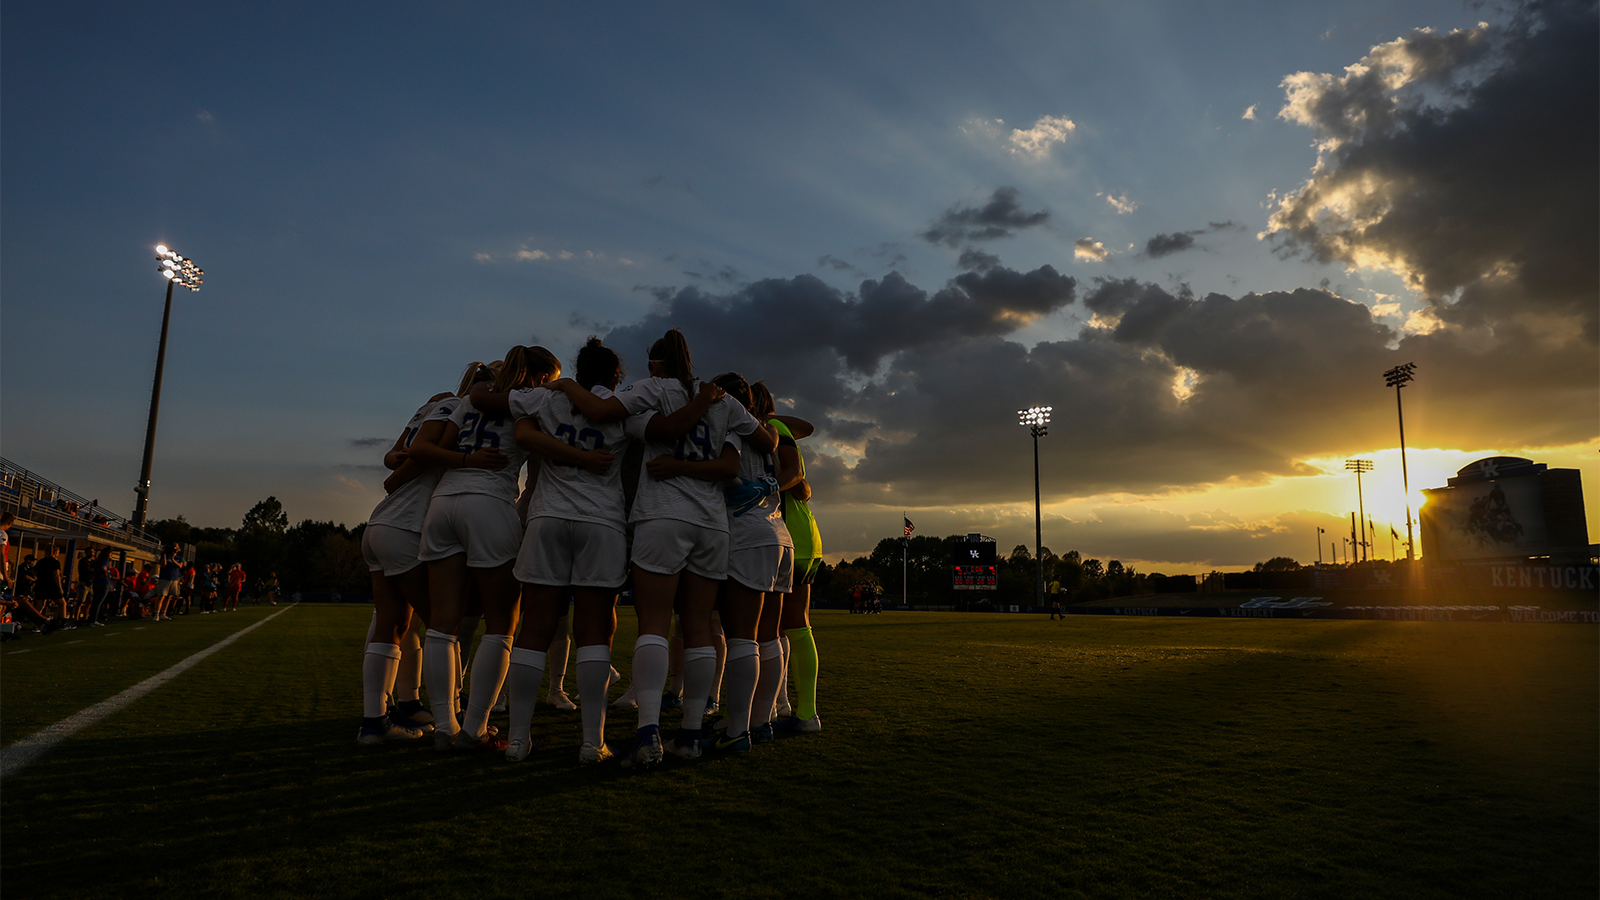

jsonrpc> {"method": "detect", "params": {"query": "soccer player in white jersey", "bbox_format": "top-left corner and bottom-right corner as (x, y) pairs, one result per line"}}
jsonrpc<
(548, 328), (777, 768)
(357, 362), (505, 744)
(408, 345), (561, 752)
(497, 338), (636, 763)
(701, 373), (798, 754)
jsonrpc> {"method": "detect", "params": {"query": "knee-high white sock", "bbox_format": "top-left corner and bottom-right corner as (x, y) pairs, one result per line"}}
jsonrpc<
(423, 629), (460, 736)
(365, 610), (379, 644)
(633, 634), (670, 729)
(576, 645), (611, 747)
(776, 633), (793, 716)
(394, 621), (424, 702)
(547, 623), (572, 695)
(754, 638), (784, 727)
(679, 646), (718, 734)
(723, 638), (759, 735)
(507, 647), (546, 745)
(456, 615), (481, 683)
(463, 633), (512, 738)
(363, 642), (402, 719)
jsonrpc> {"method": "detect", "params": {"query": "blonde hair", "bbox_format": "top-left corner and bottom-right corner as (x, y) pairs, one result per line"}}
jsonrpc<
(493, 345), (561, 392)
(455, 360), (499, 397)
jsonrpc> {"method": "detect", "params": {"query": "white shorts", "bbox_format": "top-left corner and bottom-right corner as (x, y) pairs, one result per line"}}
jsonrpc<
(515, 517), (628, 588)
(362, 524), (424, 576)
(154, 578), (182, 598)
(418, 493), (521, 568)
(727, 544), (793, 594)
(631, 519), (729, 579)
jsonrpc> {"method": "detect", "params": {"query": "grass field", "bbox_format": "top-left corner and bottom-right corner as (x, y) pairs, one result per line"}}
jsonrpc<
(3, 606), (1595, 899)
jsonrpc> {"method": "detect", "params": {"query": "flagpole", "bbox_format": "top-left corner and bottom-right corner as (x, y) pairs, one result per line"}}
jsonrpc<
(901, 513), (908, 608)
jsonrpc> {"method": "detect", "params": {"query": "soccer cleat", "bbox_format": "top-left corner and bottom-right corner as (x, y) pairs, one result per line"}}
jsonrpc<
(578, 742), (614, 765)
(774, 714), (822, 734)
(357, 719), (426, 745)
(393, 700), (434, 727)
(660, 692), (682, 711)
(704, 698), (719, 717)
(546, 691), (576, 711)
(620, 727), (663, 771)
(664, 729), (702, 761)
(505, 739), (536, 762)
(751, 722), (774, 744)
(434, 731), (459, 753)
(453, 729), (509, 753)
(711, 730), (752, 754)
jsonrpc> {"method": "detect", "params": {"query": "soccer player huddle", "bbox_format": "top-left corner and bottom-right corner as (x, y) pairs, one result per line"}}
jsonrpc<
(358, 328), (824, 770)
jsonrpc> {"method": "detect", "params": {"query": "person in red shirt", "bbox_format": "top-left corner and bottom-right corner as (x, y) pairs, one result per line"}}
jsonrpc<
(224, 564), (246, 612)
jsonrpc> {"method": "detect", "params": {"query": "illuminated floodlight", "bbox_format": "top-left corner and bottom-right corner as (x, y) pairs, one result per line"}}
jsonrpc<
(1017, 405), (1052, 433)
(153, 245), (204, 291)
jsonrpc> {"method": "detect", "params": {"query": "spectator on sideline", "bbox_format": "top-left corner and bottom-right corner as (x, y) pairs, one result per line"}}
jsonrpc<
(87, 547), (116, 624)
(0, 512), (14, 588)
(151, 547), (182, 621)
(34, 545), (67, 629)
(16, 553), (38, 606)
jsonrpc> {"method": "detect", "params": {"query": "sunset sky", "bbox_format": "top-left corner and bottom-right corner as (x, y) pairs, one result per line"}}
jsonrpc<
(3, 0), (1595, 572)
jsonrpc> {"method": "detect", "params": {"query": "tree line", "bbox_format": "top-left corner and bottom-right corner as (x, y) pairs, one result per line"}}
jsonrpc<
(146, 497), (368, 595)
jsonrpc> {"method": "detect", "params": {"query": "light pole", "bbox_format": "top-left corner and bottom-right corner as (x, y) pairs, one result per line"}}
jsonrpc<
(1345, 459), (1373, 563)
(135, 245), (204, 528)
(1384, 363), (1417, 561)
(1316, 527), (1325, 566)
(1018, 406), (1051, 607)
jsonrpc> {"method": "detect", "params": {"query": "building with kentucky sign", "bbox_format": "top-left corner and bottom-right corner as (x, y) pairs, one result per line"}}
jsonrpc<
(1420, 456), (1595, 590)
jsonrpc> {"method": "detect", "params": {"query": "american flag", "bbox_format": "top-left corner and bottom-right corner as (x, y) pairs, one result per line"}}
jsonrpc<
(903, 516), (915, 537)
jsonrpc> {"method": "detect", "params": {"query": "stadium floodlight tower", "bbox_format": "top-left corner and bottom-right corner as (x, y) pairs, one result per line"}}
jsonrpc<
(1018, 405), (1051, 607)
(134, 245), (205, 528)
(1344, 458), (1374, 563)
(1384, 362), (1418, 560)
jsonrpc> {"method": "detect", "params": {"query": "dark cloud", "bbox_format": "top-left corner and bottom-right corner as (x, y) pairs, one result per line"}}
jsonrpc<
(603, 263), (1077, 412)
(920, 187), (1049, 246)
(1144, 232), (1196, 258)
(682, 261), (744, 284)
(1268, 0), (1598, 338)
(957, 248), (1001, 272)
(817, 255), (856, 272)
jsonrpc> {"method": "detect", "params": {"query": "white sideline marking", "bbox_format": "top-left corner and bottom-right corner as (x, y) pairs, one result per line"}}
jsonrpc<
(8, 649), (34, 655)
(0, 606), (296, 780)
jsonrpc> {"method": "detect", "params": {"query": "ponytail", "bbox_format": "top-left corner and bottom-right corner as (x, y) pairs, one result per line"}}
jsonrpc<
(749, 381), (775, 419)
(648, 328), (694, 393)
(494, 345), (562, 392)
(455, 361), (496, 397)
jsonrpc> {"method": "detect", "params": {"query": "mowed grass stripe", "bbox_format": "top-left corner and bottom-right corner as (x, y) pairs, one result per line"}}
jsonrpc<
(1, 609), (1594, 900)
(0, 606), (296, 779)
(0, 606), (296, 745)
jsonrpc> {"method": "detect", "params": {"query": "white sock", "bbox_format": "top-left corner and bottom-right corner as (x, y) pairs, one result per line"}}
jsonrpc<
(362, 642), (401, 719)
(576, 645), (611, 747)
(423, 629), (460, 735)
(777, 633), (793, 716)
(462, 633), (512, 738)
(507, 647), (546, 745)
(754, 638), (784, 726)
(723, 638), (759, 736)
(633, 634), (670, 729)
(679, 646), (718, 733)
(547, 625), (571, 695)
(393, 622), (424, 703)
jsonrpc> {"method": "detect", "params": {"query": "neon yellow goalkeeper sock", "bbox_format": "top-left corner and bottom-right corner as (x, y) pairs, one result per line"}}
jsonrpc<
(785, 625), (818, 720)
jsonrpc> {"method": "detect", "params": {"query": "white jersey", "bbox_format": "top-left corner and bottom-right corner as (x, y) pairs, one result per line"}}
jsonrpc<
(727, 433), (791, 550)
(368, 397), (456, 532)
(616, 376), (761, 530)
(522, 385), (629, 533)
(430, 390), (540, 503)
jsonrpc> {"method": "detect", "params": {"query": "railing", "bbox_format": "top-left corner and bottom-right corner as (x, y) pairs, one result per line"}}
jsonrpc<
(0, 458), (164, 554)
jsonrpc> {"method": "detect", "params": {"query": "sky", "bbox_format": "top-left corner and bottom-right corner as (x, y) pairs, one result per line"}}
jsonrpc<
(3, 0), (1595, 572)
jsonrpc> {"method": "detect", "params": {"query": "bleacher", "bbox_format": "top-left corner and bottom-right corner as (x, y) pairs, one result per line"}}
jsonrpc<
(0, 457), (165, 559)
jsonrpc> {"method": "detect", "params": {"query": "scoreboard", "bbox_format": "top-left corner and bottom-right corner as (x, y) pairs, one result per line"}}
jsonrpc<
(952, 540), (997, 590)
